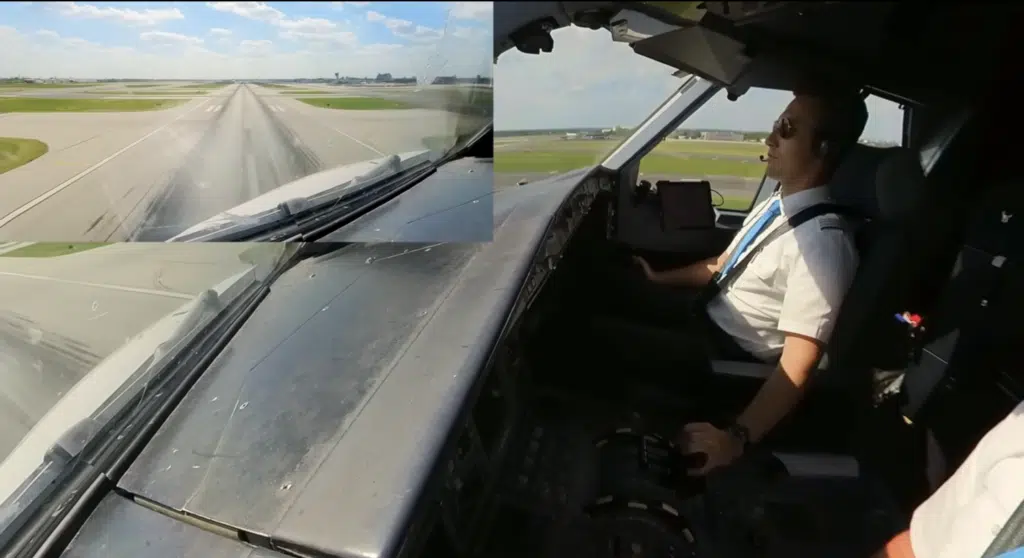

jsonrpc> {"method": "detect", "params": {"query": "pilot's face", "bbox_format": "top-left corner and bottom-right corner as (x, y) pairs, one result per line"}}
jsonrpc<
(764, 95), (824, 183)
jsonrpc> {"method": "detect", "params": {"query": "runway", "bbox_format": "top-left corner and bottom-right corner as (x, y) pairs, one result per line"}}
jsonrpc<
(0, 83), (484, 241)
(0, 242), (262, 457)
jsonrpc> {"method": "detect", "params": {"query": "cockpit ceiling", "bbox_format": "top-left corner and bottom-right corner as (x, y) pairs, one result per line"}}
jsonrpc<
(629, 1), (1021, 106)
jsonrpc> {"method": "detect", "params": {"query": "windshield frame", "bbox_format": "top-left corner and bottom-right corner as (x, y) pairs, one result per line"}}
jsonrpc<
(599, 74), (722, 172)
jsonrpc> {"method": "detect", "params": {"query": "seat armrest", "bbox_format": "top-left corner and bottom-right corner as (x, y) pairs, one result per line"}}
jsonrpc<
(771, 452), (861, 479)
(710, 358), (830, 379)
(710, 360), (775, 378)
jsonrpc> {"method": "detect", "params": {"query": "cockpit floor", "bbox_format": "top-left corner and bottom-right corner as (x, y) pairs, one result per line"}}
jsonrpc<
(475, 386), (904, 558)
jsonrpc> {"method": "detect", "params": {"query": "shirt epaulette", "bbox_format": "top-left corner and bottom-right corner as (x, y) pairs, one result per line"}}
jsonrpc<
(817, 214), (849, 232)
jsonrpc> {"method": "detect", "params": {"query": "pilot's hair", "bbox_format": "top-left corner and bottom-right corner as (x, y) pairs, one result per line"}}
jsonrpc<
(793, 79), (869, 170)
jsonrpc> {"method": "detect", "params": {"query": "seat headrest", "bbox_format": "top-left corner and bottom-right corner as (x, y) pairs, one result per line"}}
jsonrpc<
(828, 144), (925, 222)
(875, 147), (926, 221)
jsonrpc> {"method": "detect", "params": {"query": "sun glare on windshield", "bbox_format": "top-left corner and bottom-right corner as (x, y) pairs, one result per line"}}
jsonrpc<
(0, 1), (493, 242)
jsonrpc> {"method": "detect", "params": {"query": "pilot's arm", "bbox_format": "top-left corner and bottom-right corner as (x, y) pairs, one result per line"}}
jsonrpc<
(639, 253), (723, 288)
(684, 224), (858, 474)
(734, 223), (858, 443)
(870, 400), (1024, 558)
(637, 197), (773, 289)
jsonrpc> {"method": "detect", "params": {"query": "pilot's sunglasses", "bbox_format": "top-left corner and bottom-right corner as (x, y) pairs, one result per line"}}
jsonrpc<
(772, 117), (796, 139)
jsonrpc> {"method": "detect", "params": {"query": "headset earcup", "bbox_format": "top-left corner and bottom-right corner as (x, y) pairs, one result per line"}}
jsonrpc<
(818, 139), (830, 158)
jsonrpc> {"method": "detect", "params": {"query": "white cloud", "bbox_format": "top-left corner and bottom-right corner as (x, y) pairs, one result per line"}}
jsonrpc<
(238, 38), (274, 56)
(495, 26), (902, 140)
(280, 29), (357, 47)
(449, 2), (491, 22)
(0, 19), (490, 80)
(209, 27), (232, 36)
(207, 3), (361, 47)
(331, 1), (369, 9)
(365, 10), (442, 43)
(35, 29), (60, 39)
(206, 1), (283, 23)
(140, 30), (204, 46)
(50, 1), (184, 26)
(275, 17), (337, 33)
(452, 26), (483, 41)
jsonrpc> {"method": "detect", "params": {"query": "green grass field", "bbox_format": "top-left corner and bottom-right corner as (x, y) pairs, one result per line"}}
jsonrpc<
(496, 137), (767, 211)
(504, 137), (765, 157)
(280, 89), (332, 94)
(0, 98), (185, 113)
(0, 137), (49, 175)
(710, 196), (754, 211)
(495, 137), (766, 177)
(0, 82), (100, 90)
(258, 83), (293, 89)
(298, 96), (413, 110)
(0, 243), (104, 258)
(494, 150), (765, 177)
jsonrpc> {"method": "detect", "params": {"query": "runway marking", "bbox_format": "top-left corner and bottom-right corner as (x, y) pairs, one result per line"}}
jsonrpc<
(245, 152), (260, 199)
(326, 125), (385, 156)
(271, 105), (283, 112)
(206, 105), (222, 113)
(0, 271), (195, 300)
(0, 98), (213, 229)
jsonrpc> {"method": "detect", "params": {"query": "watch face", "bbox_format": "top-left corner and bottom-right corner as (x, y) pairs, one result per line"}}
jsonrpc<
(729, 424), (749, 444)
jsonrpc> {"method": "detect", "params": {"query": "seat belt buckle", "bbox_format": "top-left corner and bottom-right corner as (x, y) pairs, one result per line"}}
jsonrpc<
(691, 278), (722, 317)
(895, 311), (926, 364)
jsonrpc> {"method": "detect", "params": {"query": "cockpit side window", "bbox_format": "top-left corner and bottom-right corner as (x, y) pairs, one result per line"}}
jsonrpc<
(654, 88), (907, 214)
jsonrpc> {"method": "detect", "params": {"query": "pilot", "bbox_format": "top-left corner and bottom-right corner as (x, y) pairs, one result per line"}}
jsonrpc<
(631, 83), (867, 474)
(869, 400), (1024, 558)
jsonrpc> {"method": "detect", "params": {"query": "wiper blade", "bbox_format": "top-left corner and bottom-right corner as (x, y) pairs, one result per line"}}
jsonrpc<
(279, 163), (438, 242)
(173, 155), (435, 243)
(220, 160), (438, 243)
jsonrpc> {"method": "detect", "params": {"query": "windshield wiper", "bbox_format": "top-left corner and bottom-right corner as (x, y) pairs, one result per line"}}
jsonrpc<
(0, 248), (304, 558)
(280, 124), (493, 242)
(274, 161), (439, 242)
(174, 156), (437, 243)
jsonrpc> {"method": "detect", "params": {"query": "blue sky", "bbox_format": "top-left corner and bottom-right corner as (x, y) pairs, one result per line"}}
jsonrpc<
(495, 26), (903, 142)
(0, 1), (492, 79)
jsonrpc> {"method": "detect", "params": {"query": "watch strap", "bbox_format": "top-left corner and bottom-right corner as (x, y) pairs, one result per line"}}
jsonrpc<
(726, 422), (751, 448)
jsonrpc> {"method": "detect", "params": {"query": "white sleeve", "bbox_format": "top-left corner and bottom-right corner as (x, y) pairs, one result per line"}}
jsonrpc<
(910, 401), (1024, 558)
(776, 226), (858, 343)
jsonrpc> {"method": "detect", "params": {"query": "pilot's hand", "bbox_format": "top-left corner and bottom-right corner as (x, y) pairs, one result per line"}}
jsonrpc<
(632, 255), (657, 282)
(678, 422), (743, 476)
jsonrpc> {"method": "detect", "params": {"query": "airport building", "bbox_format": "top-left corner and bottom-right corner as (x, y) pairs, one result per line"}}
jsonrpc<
(700, 130), (745, 141)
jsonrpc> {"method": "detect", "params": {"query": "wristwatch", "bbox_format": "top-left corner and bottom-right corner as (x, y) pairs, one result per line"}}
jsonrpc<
(725, 422), (751, 450)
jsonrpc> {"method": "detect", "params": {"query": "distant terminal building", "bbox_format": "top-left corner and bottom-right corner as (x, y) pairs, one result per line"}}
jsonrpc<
(580, 129), (612, 139)
(701, 130), (744, 141)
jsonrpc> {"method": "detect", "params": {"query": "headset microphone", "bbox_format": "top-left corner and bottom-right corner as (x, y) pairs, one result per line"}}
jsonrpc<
(759, 154), (768, 162)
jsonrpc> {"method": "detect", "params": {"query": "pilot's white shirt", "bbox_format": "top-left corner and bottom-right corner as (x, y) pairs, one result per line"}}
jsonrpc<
(910, 400), (1024, 558)
(706, 185), (859, 361)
